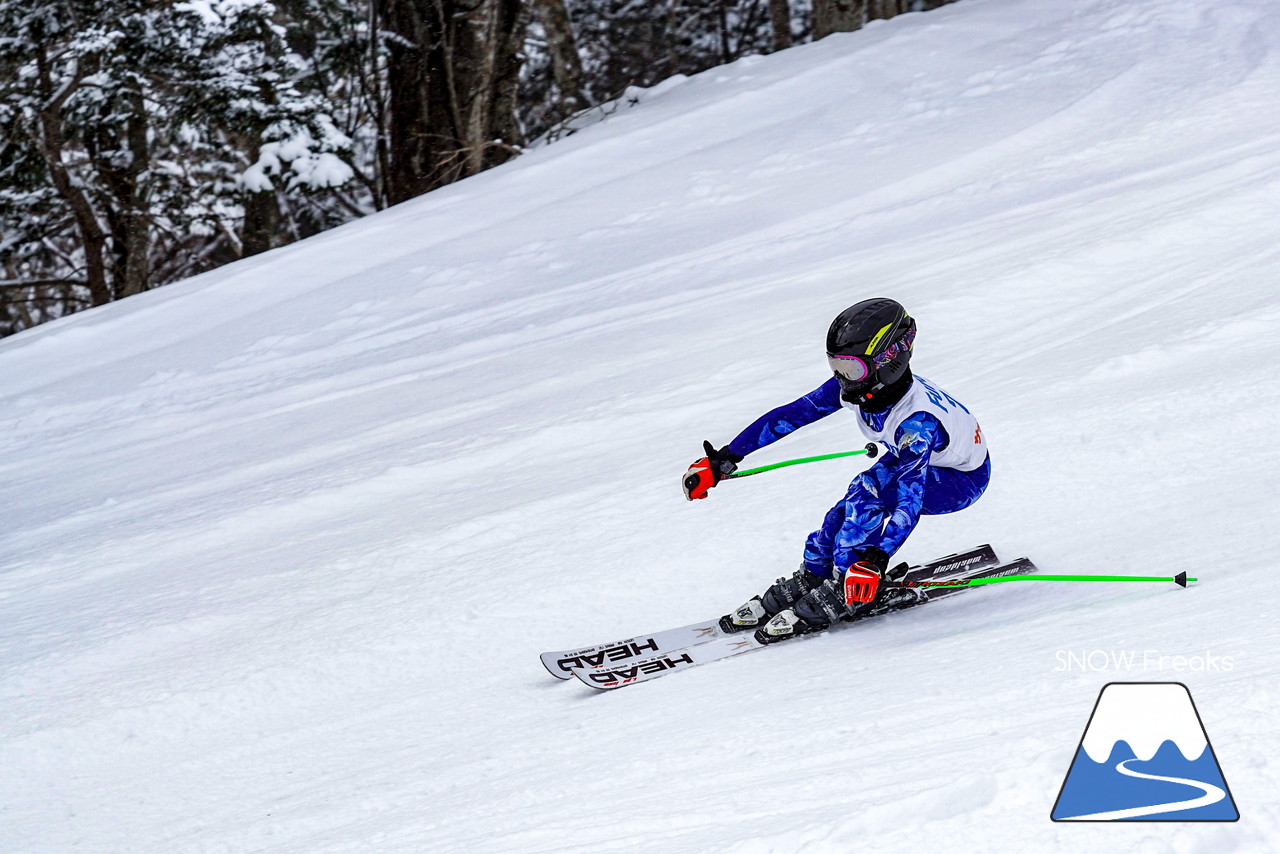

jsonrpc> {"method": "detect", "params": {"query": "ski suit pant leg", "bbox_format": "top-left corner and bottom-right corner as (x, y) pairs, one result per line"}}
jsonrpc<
(802, 455), (991, 579)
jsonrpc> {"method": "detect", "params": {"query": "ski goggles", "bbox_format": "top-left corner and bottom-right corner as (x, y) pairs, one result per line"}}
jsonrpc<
(826, 327), (915, 383)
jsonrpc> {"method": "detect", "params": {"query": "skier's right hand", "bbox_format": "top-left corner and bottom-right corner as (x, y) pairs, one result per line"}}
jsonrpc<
(839, 550), (890, 604)
(682, 440), (741, 500)
(843, 546), (890, 605)
(843, 565), (881, 605)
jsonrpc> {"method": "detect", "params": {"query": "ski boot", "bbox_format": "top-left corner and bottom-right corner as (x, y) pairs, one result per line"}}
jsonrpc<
(718, 565), (828, 634)
(803, 560), (926, 624)
(753, 574), (868, 645)
(754, 561), (925, 643)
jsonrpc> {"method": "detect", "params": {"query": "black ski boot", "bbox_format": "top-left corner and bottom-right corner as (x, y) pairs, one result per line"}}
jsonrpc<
(718, 565), (828, 633)
(797, 561), (926, 625)
(793, 578), (850, 629)
(749, 569), (849, 644)
(754, 577), (865, 645)
(755, 561), (927, 643)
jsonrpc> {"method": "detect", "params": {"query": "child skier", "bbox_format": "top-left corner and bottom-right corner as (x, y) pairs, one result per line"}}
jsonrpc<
(682, 298), (990, 642)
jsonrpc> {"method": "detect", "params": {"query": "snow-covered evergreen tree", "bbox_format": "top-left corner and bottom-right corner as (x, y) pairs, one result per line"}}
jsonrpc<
(0, 0), (353, 334)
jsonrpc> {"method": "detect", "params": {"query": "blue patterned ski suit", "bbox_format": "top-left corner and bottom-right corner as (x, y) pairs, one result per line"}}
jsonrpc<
(725, 376), (990, 579)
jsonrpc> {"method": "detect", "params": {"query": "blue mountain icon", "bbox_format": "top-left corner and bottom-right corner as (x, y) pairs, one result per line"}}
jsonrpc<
(1052, 683), (1238, 821)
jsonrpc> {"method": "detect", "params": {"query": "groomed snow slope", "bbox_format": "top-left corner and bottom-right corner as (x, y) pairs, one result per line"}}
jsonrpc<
(3, 0), (1280, 850)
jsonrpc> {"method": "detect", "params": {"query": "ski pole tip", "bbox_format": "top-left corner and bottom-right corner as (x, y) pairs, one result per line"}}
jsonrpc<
(1174, 571), (1188, 588)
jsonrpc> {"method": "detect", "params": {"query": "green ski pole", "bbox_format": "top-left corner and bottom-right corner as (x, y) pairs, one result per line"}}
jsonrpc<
(727, 442), (880, 479)
(910, 571), (1195, 589)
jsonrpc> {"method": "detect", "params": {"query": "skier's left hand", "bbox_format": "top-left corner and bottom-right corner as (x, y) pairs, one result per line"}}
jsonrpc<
(844, 546), (890, 605)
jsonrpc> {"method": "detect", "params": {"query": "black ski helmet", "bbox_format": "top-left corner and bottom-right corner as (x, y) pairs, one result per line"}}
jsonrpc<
(826, 298), (916, 405)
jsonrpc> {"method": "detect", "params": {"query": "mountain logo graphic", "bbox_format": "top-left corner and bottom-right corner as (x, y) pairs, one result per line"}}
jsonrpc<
(1051, 682), (1239, 822)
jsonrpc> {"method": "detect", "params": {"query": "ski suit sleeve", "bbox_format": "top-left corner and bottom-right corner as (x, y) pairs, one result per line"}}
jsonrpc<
(725, 378), (843, 459)
(878, 412), (950, 555)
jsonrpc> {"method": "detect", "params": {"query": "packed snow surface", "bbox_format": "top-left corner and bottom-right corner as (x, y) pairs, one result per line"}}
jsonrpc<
(3, 0), (1279, 851)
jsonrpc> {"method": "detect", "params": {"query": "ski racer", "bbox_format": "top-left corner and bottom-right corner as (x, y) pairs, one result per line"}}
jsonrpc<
(682, 298), (990, 642)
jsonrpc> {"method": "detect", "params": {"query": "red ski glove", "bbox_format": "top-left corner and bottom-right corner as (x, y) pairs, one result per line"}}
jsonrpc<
(843, 564), (882, 604)
(682, 441), (741, 500)
(843, 546), (890, 605)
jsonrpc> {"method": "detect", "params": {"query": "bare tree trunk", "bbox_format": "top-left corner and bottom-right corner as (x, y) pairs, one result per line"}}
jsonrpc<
(812, 0), (865, 39)
(467, 0), (528, 174)
(491, 0), (531, 150)
(15, 293), (34, 331)
(32, 47), (111, 308)
(380, 0), (528, 203)
(457, 0), (502, 176)
(867, 0), (904, 20)
(111, 90), (152, 298)
(367, 0), (392, 210)
(381, 0), (432, 202)
(715, 0), (732, 64)
(769, 0), (793, 51)
(241, 186), (280, 258)
(533, 0), (587, 113)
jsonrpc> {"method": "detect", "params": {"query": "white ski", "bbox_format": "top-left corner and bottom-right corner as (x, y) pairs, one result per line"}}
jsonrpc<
(541, 544), (999, 680)
(540, 620), (726, 679)
(570, 633), (768, 689)
(571, 556), (1036, 690)
(540, 547), (998, 681)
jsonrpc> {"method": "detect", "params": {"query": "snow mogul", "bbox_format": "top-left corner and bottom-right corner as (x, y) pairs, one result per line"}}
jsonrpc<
(683, 298), (990, 643)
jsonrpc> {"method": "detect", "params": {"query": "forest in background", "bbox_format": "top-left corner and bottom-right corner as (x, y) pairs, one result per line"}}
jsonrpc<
(0, 0), (951, 337)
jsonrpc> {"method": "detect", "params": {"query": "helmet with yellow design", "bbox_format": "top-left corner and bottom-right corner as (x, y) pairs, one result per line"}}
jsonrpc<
(826, 298), (916, 405)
